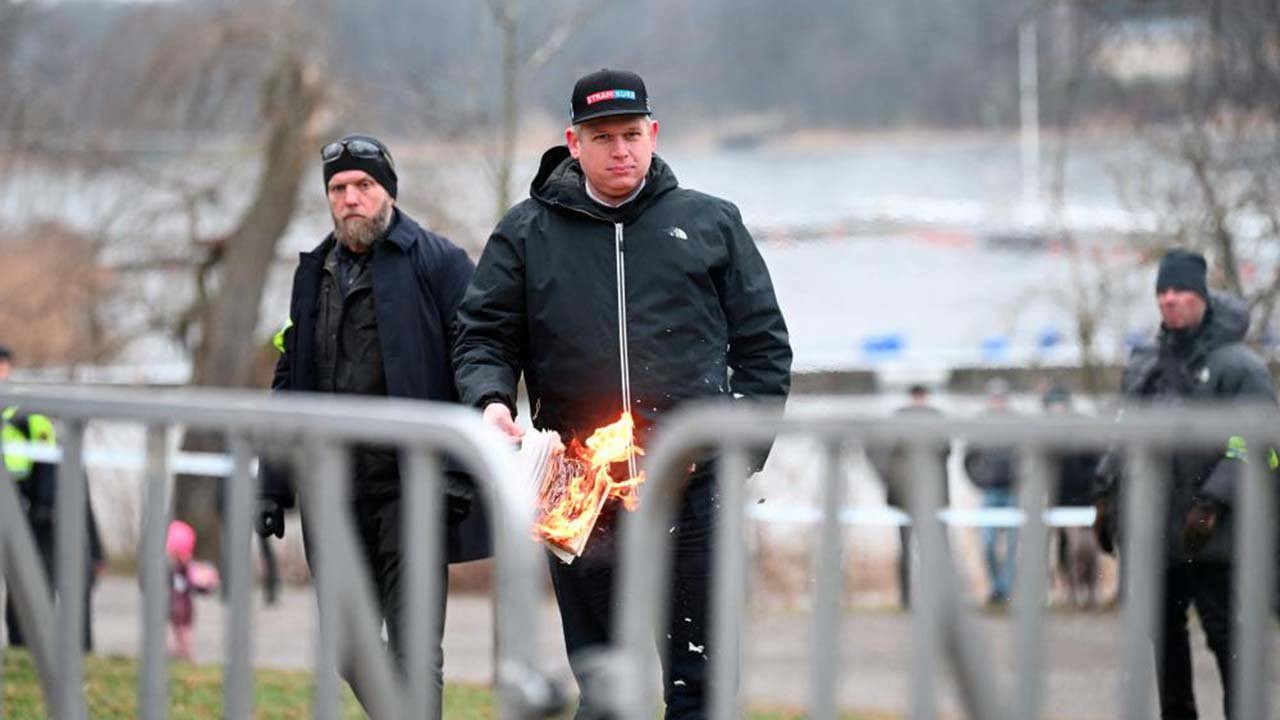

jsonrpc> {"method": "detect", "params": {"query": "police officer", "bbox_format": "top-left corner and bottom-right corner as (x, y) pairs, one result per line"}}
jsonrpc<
(1, 348), (105, 651)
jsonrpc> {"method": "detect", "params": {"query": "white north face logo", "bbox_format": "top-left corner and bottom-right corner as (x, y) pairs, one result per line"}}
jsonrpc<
(667, 227), (688, 240)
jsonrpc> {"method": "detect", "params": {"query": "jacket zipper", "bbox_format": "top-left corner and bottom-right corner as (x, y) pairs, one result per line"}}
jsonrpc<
(614, 222), (639, 480)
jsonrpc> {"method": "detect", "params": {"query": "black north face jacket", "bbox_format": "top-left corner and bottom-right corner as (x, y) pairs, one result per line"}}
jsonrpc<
(453, 146), (792, 446)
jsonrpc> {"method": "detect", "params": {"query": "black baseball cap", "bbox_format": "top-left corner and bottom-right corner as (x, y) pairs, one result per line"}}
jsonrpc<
(570, 69), (651, 125)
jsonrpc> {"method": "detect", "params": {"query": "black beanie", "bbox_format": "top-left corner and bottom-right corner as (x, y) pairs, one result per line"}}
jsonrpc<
(1156, 249), (1208, 299)
(321, 134), (398, 199)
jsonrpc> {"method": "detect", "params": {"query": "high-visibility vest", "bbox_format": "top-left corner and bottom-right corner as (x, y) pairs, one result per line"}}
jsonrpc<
(2, 406), (57, 482)
(1225, 435), (1280, 471)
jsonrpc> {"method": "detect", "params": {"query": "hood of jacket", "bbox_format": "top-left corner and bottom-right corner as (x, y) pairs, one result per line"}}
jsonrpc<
(528, 145), (680, 223)
(1197, 290), (1249, 349)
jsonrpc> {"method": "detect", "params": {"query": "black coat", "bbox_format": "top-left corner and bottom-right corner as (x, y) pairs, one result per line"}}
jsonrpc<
(453, 146), (792, 446)
(1100, 291), (1277, 565)
(963, 409), (1019, 492)
(264, 209), (490, 563)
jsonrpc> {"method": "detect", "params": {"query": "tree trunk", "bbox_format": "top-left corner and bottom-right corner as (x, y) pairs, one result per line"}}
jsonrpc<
(175, 50), (323, 560)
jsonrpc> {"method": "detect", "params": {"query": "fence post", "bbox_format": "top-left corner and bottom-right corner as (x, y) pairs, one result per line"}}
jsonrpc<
(1232, 435), (1276, 720)
(809, 440), (846, 720)
(709, 446), (749, 720)
(222, 435), (255, 719)
(138, 425), (171, 720)
(1120, 446), (1166, 720)
(1014, 446), (1051, 719)
(54, 421), (87, 720)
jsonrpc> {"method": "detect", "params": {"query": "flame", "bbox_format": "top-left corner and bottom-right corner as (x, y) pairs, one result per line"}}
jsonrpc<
(534, 411), (646, 547)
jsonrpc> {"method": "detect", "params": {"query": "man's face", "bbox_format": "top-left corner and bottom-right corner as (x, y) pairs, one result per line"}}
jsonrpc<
(1158, 288), (1207, 330)
(567, 115), (659, 203)
(327, 169), (394, 251)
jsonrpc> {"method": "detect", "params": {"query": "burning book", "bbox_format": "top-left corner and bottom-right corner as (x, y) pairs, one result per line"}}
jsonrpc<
(516, 412), (645, 564)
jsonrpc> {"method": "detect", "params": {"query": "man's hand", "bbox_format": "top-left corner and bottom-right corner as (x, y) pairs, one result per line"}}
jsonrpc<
(256, 499), (285, 539)
(1093, 497), (1115, 555)
(483, 402), (524, 443)
(1182, 500), (1220, 556)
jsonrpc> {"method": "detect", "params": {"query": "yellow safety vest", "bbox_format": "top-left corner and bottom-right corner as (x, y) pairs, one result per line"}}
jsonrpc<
(2, 406), (57, 482)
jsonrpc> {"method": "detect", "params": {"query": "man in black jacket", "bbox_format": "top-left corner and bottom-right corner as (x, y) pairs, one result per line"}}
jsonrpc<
(866, 384), (950, 609)
(1094, 249), (1277, 720)
(255, 134), (487, 716)
(453, 70), (792, 718)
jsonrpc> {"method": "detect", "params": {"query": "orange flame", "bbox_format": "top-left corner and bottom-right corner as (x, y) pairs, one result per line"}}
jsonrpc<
(534, 412), (646, 548)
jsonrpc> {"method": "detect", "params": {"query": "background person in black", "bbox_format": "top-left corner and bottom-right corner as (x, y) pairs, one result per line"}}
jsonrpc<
(1093, 248), (1277, 720)
(866, 384), (950, 609)
(1041, 384), (1102, 608)
(255, 134), (487, 718)
(453, 69), (792, 718)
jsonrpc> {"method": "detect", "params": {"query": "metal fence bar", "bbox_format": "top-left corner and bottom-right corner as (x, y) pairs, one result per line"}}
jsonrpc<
(307, 440), (405, 720)
(1014, 446), (1051, 720)
(1233, 435), (1276, 720)
(808, 440), (845, 720)
(307, 441), (343, 720)
(907, 442), (942, 720)
(138, 424), (170, 720)
(1120, 445), (1165, 720)
(615, 451), (683, 720)
(54, 420), (87, 720)
(403, 447), (443, 720)
(223, 435), (255, 720)
(710, 446), (748, 720)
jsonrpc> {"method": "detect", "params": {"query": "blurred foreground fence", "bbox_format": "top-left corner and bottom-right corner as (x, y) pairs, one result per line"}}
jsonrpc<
(0, 387), (1276, 719)
(600, 400), (1277, 720)
(0, 384), (555, 720)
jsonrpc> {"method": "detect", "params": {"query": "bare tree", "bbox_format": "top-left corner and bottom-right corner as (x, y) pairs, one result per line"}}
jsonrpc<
(1100, 0), (1280, 345)
(484, 0), (612, 220)
(115, 1), (331, 554)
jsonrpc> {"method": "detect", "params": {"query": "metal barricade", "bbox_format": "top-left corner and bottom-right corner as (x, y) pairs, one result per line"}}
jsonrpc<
(0, 384), (555, 720)
(606, 399), (1277, 720)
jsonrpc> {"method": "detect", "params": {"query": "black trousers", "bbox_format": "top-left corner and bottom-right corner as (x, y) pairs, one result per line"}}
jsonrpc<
(549, 474), (716, 720)
(258, 533), (279, 603)
(1157, 563), (1233, 720)
(3, 523), (95, 652)
(302, 495), (448, 718)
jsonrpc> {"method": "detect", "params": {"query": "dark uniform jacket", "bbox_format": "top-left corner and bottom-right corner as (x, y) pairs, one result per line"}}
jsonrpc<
(1099, 291), (1277, 565)
(452, 146), (792, 449)
(866, 404), (950, 509)
(263, 209), (490, 563)
(964, 408), (1019, 492)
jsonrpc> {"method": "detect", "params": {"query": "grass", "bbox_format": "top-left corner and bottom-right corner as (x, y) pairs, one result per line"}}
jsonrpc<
(2, 648), (892, 718)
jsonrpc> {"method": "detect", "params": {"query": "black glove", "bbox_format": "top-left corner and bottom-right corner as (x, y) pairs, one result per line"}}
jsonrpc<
(1093, 498), (1115, 556)
(256, 499), (285, 539)
(1182, 499), (1220, 556)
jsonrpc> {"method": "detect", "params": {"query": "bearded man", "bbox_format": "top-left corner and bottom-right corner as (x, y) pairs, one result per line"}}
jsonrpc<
(257, 133), (488, 718)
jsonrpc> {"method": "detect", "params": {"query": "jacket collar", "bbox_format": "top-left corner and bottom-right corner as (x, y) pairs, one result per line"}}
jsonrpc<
(529, 145), (679, 222)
